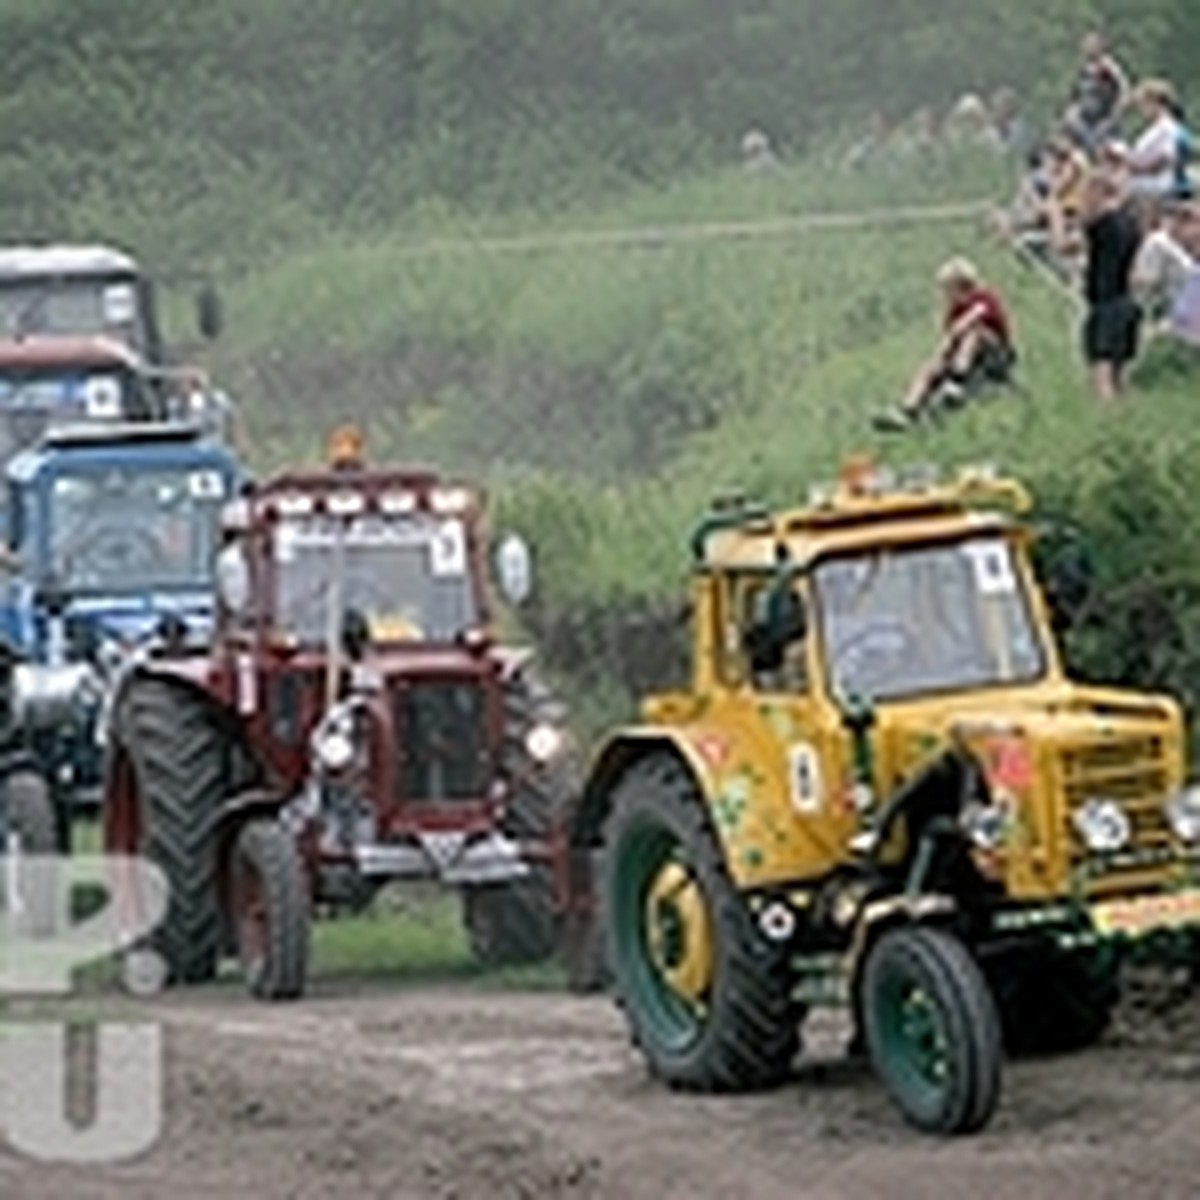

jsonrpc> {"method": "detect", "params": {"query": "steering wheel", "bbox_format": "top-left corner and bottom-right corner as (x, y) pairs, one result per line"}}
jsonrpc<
(65, 524), (168, 580)
(829, 618), (920, 694)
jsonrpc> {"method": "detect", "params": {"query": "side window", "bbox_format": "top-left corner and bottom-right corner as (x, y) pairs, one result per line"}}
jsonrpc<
(734, 574), (810, 692)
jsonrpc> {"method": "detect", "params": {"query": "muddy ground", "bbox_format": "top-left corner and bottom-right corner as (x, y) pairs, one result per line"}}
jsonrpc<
(3, 974), (1200, 1200)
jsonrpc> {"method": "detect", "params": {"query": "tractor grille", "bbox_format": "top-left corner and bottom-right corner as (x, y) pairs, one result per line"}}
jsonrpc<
(397, 680), (490, 802)
(1062, 736), (1173, 879)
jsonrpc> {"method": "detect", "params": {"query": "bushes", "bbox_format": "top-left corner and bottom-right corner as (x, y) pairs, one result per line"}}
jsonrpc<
(1031, 443), (1200, 723)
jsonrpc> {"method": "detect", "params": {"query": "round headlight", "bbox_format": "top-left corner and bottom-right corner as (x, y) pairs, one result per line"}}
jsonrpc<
(524, 722), (564, 764)
(315, 728), (356, 773)
(1166, 785), (1200, 843)
(960, 800), (1007, 851)
(1073, 799), (1132, 854)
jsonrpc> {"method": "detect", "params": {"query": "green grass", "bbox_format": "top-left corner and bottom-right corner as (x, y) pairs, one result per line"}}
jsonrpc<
(310, 889), (564, 991)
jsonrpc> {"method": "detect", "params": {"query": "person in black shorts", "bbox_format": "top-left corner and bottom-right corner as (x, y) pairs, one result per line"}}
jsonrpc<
(1081, 170), (1143, 399)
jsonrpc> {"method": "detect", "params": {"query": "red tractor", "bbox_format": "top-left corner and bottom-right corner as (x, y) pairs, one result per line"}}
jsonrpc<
(103, 432), (586, 998)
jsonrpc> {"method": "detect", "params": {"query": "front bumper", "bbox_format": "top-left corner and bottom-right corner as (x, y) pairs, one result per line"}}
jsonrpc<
(1089, 888), (1200, 938)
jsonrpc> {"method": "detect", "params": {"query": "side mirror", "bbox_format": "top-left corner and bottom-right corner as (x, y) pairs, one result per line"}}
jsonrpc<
(744, 579), (806, 673)
(495, 533), (534, 607)
(196, 282), (224, 342)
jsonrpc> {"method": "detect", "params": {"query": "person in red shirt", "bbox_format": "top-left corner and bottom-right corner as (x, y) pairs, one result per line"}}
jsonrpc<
(873, 257), (1017, 432)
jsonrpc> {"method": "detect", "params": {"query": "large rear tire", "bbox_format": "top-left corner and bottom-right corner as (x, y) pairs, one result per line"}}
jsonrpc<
(462, 668), (574, 968)
(602, 754), (802, 1091)
(230, 819), (309, 1001)
(862, 925), (1002, 1134)
(108, 677), (234, 984)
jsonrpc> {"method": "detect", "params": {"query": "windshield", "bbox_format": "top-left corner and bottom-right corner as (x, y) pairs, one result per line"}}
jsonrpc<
(46, 463), (228, 593)
(275, 513), (478, 643)
(0, 277), (147, 351)
(0, 370), (140, 459)
(814, 537), (1047, 702)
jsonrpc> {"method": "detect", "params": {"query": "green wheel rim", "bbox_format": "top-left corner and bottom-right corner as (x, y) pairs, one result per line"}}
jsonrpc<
(610, 814), (711, 1054)
(874, 964), (953, 1116)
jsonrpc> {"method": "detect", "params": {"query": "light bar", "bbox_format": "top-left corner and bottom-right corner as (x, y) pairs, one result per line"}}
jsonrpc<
(274, 493), (314, 517)
(326, 491), (366, 517)
(429, 486), (473, 515)
(379, 490), (419, 515)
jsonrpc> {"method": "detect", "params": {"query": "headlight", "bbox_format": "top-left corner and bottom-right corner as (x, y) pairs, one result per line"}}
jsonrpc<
(312, 707), (359, 773)
(960, 800), (1007, 851)
(1166, 785), (1200, 843)
(315, 728), (356, 773)
(1073, 799), (1132, 854)
(524, 721), (564, 764)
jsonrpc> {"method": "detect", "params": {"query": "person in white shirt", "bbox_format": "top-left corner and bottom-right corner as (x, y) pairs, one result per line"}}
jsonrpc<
(1132, 199), (1197, 323)
(1128, 80), (1189, 199)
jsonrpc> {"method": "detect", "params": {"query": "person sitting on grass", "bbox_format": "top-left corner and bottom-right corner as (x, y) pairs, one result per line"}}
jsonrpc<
(872, 257), (1017, 433)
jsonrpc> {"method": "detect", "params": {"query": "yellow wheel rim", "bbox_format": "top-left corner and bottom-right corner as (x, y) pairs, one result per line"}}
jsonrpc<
(645, 860), (714, 1006)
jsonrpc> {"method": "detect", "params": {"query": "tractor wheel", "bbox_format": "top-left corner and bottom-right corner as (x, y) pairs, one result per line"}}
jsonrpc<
(985, 942), (1119, 1056)
(601, 754), (802, 1092)
(461, 668), (575, 969)
(108, 677), (232, 984)
(4, 769), (60, 936)
(862, 925), (1002, 1134)
(230, 820), (309, 1001)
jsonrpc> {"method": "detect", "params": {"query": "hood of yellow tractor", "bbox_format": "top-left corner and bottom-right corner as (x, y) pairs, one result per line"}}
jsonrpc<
(875, 681), (1186, 901)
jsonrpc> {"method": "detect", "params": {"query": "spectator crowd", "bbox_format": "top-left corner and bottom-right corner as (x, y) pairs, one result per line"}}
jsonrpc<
(990, 31), (1199, 399)
(746, 29), (1200, 425)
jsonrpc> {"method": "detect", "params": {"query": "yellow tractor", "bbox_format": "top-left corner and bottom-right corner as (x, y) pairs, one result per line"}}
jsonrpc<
(572, 460), (1200, 1134)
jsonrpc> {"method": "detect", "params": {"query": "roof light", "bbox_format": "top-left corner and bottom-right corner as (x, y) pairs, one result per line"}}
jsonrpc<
(838, 455), (877, 497)
(326, 491), (366, 517)
(274, 493), (314, 517)
(958, 463), (999, 486)
(807, 482), (836, 508)
(429, 486), (473, 515)
(379, 490), (418, 515)
(327, 424), (364, 470)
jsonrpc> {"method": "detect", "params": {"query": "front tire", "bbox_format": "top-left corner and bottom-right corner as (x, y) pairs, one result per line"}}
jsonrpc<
(602, 755), (802, 1091)
(862, 926), (1002, 1134)
(230, 820), (309, 1001)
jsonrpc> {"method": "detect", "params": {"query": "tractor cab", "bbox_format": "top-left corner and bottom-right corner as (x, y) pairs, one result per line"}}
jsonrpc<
(0, 424), (241, 810)
(0, 245), (164, 363)
(5, 424), (241, 655)
(213, 433), (508, 818)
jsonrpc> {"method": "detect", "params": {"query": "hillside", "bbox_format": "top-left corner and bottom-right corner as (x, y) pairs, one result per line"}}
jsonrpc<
(200, 148), (1200, 733)
(1, 0), (1198, 729)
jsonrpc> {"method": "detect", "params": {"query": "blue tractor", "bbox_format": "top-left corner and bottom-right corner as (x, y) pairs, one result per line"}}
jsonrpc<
(0, 423), (241, 832)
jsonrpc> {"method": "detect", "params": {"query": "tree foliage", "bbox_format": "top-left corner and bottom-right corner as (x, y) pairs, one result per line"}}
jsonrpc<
(0, 0), (1194, 268)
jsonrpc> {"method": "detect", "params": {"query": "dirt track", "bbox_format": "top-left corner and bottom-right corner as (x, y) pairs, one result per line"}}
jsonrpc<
(4, 976), (1200, 1200)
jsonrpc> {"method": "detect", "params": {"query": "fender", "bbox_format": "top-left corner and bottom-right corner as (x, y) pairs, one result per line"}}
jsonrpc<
(574, 721), (825, 890)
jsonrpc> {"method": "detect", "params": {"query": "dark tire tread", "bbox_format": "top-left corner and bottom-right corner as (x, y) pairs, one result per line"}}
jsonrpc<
(864, 926), (1002, 1134)
(113, 676), (231, 984)
(462, 668), (574, 968)
(604, 754), (802, 1093)
(232, 819), (309, 1001)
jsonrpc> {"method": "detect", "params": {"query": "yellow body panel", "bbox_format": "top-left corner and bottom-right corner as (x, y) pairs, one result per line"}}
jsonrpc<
(602, 466), (1191, 906)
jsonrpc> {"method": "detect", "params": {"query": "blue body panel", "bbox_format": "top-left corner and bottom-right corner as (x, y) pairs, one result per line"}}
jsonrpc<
(1, 429), (241, 803)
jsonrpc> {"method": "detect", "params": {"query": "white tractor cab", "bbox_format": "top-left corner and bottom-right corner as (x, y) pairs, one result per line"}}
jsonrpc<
(0, 243), (223, 365)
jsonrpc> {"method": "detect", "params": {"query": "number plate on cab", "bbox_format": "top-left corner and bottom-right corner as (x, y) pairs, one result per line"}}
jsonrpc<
(1091, 889), (1200, 937)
